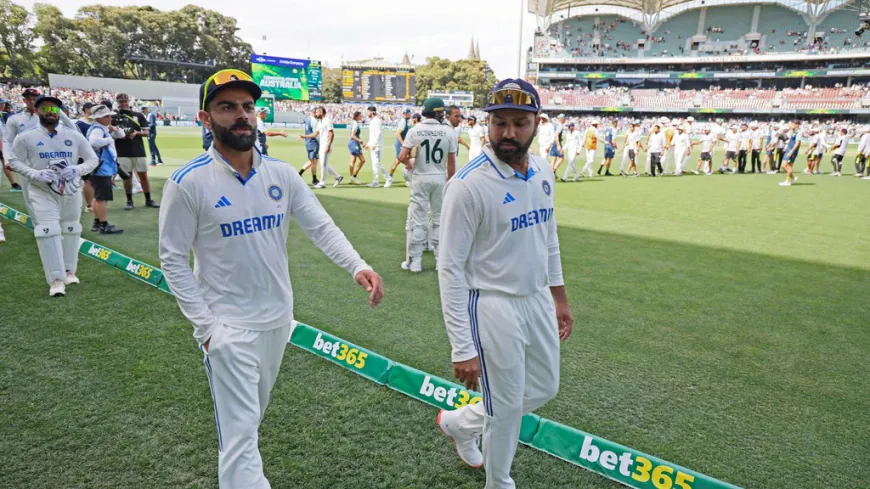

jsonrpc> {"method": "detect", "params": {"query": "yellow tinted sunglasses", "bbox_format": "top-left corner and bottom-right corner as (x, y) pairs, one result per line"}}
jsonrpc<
(202, 69), (254, 110)
(489, 89), (539, 110)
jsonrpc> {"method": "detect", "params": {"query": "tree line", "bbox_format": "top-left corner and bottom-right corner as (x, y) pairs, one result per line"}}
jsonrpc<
(0, 1), (497, 106)
(0, 1), (251, 83)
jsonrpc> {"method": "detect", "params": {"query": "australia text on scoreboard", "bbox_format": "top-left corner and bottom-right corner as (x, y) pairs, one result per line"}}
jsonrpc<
(251, 54), (322, 101)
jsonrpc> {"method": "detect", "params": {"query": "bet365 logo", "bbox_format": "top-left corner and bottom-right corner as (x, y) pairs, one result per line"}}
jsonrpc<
(312, 332), (368, 369)
(419, 375), (481, 410)
(87, 243), (112, 261)
(579, 436), (696, 489)
(125, 260), (153, 280)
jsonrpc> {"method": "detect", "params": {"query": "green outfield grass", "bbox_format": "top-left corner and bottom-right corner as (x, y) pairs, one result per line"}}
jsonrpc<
(1, 126), (868, 489)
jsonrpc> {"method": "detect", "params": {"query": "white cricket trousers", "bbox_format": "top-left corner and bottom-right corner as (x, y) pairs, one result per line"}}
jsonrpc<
(561, 147), (578, 180)
(203, 323), (292, 489)
(407, 174), (445, 259)
(369, 146), (389, 182)
(24, 184), (83, 284)
(452, 289), (560, 489)
(318, 149), (341, 183)
(673, 147), (688, 174)
(581, 148), (596, 176)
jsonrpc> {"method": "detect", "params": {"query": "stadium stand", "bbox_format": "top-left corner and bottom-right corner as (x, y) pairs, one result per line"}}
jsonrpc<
(647, 9), (702, 57)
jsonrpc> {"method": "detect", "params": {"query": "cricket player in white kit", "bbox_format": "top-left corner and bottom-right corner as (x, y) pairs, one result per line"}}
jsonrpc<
(7, 96), (99, 296)
(159, 70), (384, 489)
(365, 106), (393, 187)
(398, 97), (457, 272)
(436, 80), (573, 489)
(300, 107), (343, 188)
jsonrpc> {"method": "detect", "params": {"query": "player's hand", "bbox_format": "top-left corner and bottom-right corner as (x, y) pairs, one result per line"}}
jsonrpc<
(202, 339), (210, 352)
(60, 166), (78, 180)
(555, 301), (573, 341)
(34, 169), (55, 183)
(355, 269), (384, 308)
(280, 131), (287, 138)
(297, 135), (304, 140)
(453, 358), (480, 391)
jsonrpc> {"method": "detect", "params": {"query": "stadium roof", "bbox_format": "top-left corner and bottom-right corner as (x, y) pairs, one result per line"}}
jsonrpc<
(528, 0), (851, 16)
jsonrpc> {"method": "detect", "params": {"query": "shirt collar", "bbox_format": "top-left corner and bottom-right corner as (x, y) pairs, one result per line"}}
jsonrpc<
(210, 144), (261, 186)
(37, 124), (60, 137)
(484, 147), (539, 181)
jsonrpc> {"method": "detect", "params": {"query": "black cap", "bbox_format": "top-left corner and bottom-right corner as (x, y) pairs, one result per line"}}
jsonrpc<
(82, 102), (96, 111)
(367, 105), (377, 112)
(22, 88), (40, 98)
(34, 95), (63, 108)
(199, 71), (262, 111)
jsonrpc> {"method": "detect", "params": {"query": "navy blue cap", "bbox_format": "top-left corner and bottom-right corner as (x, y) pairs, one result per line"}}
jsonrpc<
(34, 95), (63, 108)
(403, 108), (412, 114)
(199, 72), (261, 111)
(484, 78), (540, 113)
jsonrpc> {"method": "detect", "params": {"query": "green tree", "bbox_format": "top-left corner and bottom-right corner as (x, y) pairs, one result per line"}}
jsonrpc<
(414, 57), (497, 107)
(0, 0), (35, 79)
(321, 67), (342, 103)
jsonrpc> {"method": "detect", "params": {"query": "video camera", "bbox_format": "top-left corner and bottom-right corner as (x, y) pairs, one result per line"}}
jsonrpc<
(855, 14), (870, 37)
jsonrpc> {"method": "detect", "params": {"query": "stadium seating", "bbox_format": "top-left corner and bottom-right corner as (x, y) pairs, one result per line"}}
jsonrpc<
(646, 10), (701, 56)
(532, 5), (866, 58)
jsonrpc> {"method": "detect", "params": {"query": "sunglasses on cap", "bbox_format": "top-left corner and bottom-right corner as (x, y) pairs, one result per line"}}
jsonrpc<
(201, 69), (254, 110)
(38, 106), (62, 114)
(488, 88), (539, 110)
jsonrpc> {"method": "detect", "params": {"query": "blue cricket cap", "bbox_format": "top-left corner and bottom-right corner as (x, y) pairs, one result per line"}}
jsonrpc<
(484, 78), (540, 114)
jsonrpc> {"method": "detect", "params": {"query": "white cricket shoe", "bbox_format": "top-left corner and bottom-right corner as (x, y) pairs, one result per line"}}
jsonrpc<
(400, 259), (409, 270)
(384, 178), (393, 188)
(409, 257), (422, 273)
(863, 175), (870, 180)
(49, 279), (66, 297)
(64, 272), (80, 285)
(437, 410), (483, 468)
(831, 172), (841, 177)
(778, 181), (792, 187)
(404, 180), (411, 187)
(0, 226), (5, 243)
(350, 176), (361, 185)
(313, 182), (326, 189)
(367, 181), (380, 188)
(333, 176), (344, 187)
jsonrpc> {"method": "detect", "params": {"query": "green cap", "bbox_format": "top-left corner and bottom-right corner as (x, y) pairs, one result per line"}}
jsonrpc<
(422, 97), (445, 115)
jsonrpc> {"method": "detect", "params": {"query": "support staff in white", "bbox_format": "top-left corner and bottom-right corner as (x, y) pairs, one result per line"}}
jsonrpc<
(159, 70), (384, 489)
(397, 97), (457, 272)
(299, 107), (343, 188)
(436, 79), (573, 489)
(830, 128), (848, 176)
(467, 116), (485, 161)
(559, 122), (580, 182)
(365, 106), (392, 188)
(8, 96), (99, 296)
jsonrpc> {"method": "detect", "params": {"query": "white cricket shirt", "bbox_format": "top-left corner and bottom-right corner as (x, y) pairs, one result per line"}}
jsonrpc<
(402, 118), (457, 176)
(439, 147), (563, 362)
(367, 116), (382, 148)
(317, 116), (334, 153)
(468, 124), (484, 153)
(738, 130), (751, 151)
(538, 123), (555, 149)
(726, 131), (740, 152)
(3, 109), (76, 161)
(159, 146), (371, 345)
(626, 130), (641, 151)
(564, 129), (581, 151)
(700, 133), (715, 153)
(8, 124), (98, 184)
(648, 132), (665, 153)
(674, 133), (690, 149)
(834, 135), (849, 156)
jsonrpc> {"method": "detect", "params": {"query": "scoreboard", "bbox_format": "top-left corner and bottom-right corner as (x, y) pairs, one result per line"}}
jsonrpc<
(342, 66), (416, 102)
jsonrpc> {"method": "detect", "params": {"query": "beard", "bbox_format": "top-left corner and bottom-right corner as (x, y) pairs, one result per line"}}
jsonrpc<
(492, 131), (535, 164)
(38, 114), (59, 128)
(211, 119), (257, 151)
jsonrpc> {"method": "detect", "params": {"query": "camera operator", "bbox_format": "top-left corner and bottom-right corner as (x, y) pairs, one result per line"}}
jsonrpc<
(112, 93), (159, 210)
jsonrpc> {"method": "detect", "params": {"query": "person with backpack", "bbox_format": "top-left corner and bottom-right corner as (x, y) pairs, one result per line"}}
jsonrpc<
(85, 105), (125, 234)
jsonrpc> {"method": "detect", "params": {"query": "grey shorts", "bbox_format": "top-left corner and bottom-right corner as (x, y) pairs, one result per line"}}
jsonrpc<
(118, 157), (148, 173)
